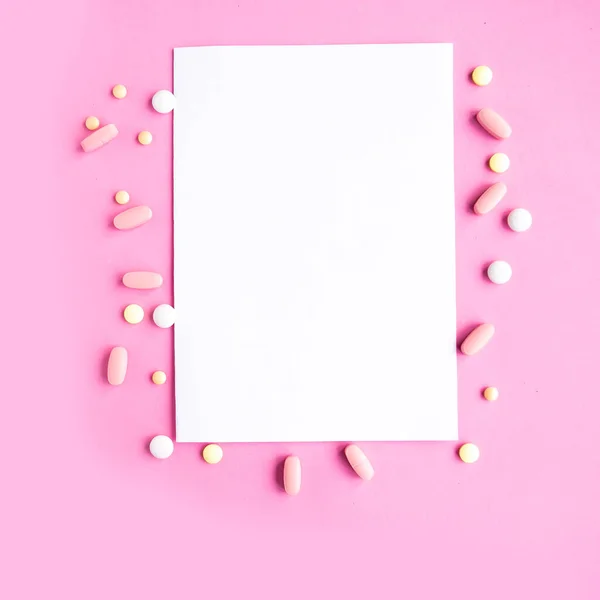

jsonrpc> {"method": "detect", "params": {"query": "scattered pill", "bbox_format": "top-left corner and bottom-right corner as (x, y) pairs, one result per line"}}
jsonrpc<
(460, 323), (495, 356)
(283, 456), (302, 495)
(113, 205), (153, 230)
(114, 190), (130, 205)
(149, 435), (174, 459)
(152, 90), (176, 114)
(344, 444), (375, 480)
(123, 303), (144, 324)
(471, 65), (493, 86)
(107, 346), (127, 385)
(483, 387), (499, 401)
(80, 123), (119, 152)
(507, 208), (532, 232)
(487, 260), (512, 284)
(85, 116), (100, 131)
(138, 130), (153, 145)
(152, 370), (167, 385)
(476, 108), (512, 139)
(202, 444), (223, 464)
(122, 271), (163, 290)
(489, 152), (510, 173)
(112, 84), (127, 99)
(473, 182), (507, 215)
(459, 442), (480, 463)
(153, 304), (175, 328)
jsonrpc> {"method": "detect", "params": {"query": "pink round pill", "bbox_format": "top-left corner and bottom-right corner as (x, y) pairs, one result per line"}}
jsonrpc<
(113, 206), (153, 230)
(473, 182), (507, 215)
(107, 346), (128, 385)
(122, 271), (163, 290)
(476, 108), (512, 140)
(460, 323), (495, 356)
(80, 124), (119, 152)
(345, 444), (374, 480)
(283, 456), (301, 496)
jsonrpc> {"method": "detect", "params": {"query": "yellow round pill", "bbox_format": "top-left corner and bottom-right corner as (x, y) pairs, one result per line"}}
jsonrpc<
(483, 386), (499, 401)
(202, 443), (223, 464)
(472, 65), (493, 86)
(112, 84), (127, 99)
(123, 303), (144, 324)
(459, 443), (480, 464)
(152, 371), (167, 385)
(489, 152), (510, 173)
(138, 130), (153, 145)
(85, 116), (100, 130)
(114, 190), (130, 205)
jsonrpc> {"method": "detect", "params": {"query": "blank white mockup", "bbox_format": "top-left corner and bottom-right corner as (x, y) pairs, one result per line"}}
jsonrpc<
(174, 44), (457, 442)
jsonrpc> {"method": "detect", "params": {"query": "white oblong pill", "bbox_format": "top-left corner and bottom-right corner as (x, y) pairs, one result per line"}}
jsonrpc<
(487, 260), (512, 284)
(507, 208), (532, 232)
(152, 90), (176, 114)
(153, 304), (175, 328)
(149, 435), (174, 459)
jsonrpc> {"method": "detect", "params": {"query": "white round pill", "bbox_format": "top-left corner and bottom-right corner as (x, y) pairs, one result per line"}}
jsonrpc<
(507, 208), (532, 232)
(487, 260), (512, 284)
(149, 434), (174, 459)
(152, 90), (176, 114)
(153, 304), (176, 328)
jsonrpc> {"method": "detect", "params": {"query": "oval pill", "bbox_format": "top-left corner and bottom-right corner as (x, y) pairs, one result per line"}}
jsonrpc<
(122, 271), (163, 290)
(489, 152), (510, 173)
(202, 444), (223, 464)
(344, 444), (374, 480)
(473, 182), (507, 215)
(476, 108), (512, 139)
(483, 386), (499, 401)
(472, 65), (493, 86)
(85, 116), (100, 131)
(149, 435), (174, 459)
(283, 456), (301, 495)
(80, 123), (118, 152)
(138, 130), (153, 145)
(460, 323), (495, 356)
(459, 443), (480, 463)
(113, 205), (152, 230)
(107, 346), (127, 385)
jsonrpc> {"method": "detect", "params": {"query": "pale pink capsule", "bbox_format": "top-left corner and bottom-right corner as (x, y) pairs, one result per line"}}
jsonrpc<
(473, 182), (507, 215)
(122, 271), (163, 290)
(81, 124), (118, 152)
(460, 324), (495, 356)
(476, 108), (512, 139)
(283, 456), (301, 496)
(345, 444), (374, 480)
(107, 347), (128, 385)
(113, 206), (152, 230)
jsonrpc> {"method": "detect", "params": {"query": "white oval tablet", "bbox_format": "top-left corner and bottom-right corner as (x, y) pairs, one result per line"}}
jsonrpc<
(153, 304), (176, 328)
(152, 90), (176, 114)
(507, 208), (532, 232)
(487, 260), (512, 284)
(149, 435), (174, 459)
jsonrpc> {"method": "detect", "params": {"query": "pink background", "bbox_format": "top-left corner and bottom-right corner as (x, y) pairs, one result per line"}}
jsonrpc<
(2, 1), (599, 598)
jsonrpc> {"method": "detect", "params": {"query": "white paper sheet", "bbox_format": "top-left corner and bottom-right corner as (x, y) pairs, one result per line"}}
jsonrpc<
(174, 44), (457, 442)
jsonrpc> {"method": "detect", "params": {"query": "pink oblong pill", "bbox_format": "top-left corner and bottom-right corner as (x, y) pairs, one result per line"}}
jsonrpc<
(476, 108), (512, 140)
(345, 444), (375, 480)
(113, 206), (153, 230)
(460, 324), (495, 356)
(122, 271), (163, 290)
(107, 346), (128, 385)
(81, 124), (119, 152)
(283, 456), (301, 496)
(473, 182), (507, 215)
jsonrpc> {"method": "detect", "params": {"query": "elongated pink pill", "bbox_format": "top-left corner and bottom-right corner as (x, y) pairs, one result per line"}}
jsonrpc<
(113, 206), (152, 230)
(476, 108), (512, 140)
(473, 182), (507, 215)
(345, 444), (375, 480)
(283, 456), (301, 496)
(80, 124), (118, 152)
(107, 346), (128, 385)
(122, 271), (163, 290)
(460, 324), (495, 356)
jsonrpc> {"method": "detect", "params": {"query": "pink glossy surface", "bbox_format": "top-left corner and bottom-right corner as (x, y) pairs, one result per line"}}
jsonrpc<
(2, 1), (600, 599)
